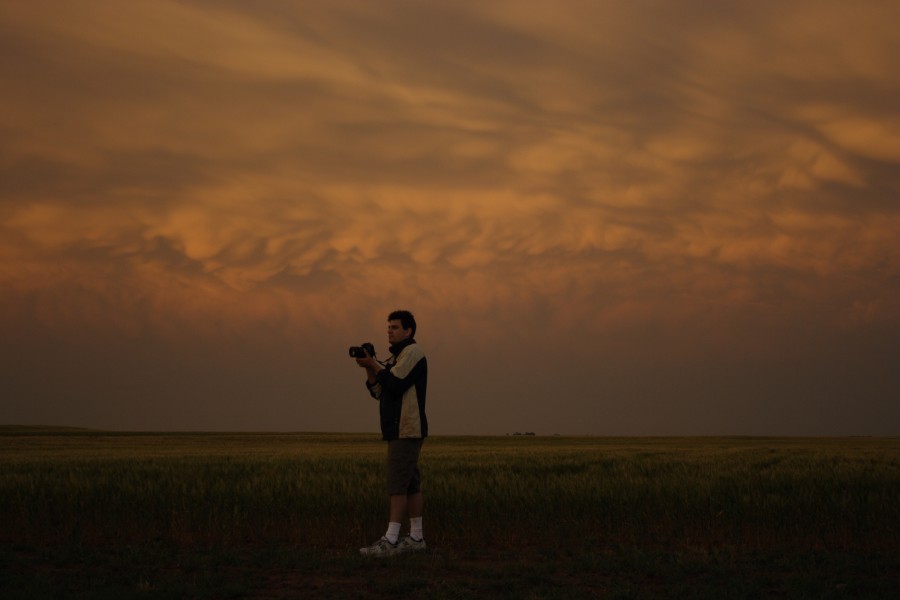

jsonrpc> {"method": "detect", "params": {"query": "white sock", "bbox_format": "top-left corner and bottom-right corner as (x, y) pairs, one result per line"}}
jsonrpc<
(385, 522), (401, 544)
(409, 517), (423, 541)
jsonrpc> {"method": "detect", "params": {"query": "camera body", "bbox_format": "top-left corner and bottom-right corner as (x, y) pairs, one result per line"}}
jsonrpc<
(348, 342), (376, 359)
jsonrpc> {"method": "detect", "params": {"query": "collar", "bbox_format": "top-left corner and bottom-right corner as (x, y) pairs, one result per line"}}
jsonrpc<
(389, 337), (416, 357)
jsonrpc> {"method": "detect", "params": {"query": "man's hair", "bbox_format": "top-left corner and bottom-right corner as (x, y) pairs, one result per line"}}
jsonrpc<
(388, 310), (417, 337)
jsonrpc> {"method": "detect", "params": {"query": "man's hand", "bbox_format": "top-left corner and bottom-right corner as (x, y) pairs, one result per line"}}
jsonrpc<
(356, 349), (383, 386)
(355, 349), (379, 370)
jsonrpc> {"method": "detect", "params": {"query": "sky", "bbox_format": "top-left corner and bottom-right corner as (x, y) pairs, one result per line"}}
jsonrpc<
(1, 0), (898, 436)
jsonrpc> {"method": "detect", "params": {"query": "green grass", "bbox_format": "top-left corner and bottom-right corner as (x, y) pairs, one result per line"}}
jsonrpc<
(1, 430), (898, 598)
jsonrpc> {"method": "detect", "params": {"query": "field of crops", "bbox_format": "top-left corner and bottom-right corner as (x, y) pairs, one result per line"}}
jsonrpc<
(2, 428), (899, 598)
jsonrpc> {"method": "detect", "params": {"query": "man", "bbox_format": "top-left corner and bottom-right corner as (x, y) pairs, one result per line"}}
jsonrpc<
(356, 310), (428, 556)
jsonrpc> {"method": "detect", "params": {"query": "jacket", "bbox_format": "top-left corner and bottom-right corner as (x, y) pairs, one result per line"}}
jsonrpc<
(366, 337), (428, 440)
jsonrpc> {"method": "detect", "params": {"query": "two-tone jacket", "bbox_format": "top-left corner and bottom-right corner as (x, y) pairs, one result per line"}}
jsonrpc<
(366, 338), (428, 441)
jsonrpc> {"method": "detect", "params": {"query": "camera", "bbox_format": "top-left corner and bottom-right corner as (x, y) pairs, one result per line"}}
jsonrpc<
(348, 342), (376, 359)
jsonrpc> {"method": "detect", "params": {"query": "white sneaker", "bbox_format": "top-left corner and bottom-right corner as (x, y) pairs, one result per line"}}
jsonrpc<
(359, 536), (400, 557)
(398, 536), (426, 553)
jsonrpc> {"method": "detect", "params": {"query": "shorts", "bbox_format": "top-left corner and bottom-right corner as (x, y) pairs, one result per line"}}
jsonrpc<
(386, 438), (424, 495)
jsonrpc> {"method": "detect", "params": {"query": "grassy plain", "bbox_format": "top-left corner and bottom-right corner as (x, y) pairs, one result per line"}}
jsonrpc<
(1, 428), (898, 598)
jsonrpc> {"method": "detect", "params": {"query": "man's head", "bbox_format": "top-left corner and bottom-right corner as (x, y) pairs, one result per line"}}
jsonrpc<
(387, 310), (417, 344)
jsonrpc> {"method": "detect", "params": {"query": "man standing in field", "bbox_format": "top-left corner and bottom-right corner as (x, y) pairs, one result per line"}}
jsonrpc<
(355, 309), (428, 556)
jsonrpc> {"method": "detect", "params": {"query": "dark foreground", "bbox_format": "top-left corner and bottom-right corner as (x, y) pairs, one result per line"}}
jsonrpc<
(2, 431), (898, 598)
(4, 541), (898, 599)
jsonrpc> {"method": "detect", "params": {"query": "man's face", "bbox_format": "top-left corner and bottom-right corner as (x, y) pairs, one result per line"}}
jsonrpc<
(387, 319), (412, 345)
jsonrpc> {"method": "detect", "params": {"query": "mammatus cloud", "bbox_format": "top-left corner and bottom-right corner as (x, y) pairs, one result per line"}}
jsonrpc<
(1, 0), (898, 433)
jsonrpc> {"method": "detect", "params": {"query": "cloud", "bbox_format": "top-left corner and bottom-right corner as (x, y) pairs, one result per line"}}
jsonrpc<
(1, 0), (898, 433)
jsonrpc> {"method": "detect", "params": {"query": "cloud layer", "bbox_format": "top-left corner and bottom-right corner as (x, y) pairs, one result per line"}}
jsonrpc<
(2, 1), (899, 434)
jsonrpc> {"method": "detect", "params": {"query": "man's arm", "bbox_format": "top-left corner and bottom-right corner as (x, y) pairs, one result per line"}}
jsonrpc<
(356, 350), (383, 397)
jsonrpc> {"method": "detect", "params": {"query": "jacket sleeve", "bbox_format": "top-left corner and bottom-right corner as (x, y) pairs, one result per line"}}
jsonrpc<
(366, 378), (382, 400)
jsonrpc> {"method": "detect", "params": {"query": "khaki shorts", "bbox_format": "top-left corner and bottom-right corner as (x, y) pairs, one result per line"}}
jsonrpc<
(386, 438), (424, 495)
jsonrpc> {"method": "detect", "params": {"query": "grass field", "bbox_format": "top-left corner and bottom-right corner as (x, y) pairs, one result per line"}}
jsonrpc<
(1, 428), (898, 598)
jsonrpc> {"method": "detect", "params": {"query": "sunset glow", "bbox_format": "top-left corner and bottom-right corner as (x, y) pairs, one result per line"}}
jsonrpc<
(2, 1), (898, 435)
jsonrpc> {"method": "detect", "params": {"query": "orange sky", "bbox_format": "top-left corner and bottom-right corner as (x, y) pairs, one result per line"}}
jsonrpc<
(2, 1), (898, 435)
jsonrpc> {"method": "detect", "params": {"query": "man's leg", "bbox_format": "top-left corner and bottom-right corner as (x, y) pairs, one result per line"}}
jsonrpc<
(359, 495), (404, 556)
(363, 441), (426, 554)
(407, 492), (424, 542)
(389, 493), (408, 523)
(407, 491), (423, 519)
(388, 492), (424, 546)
